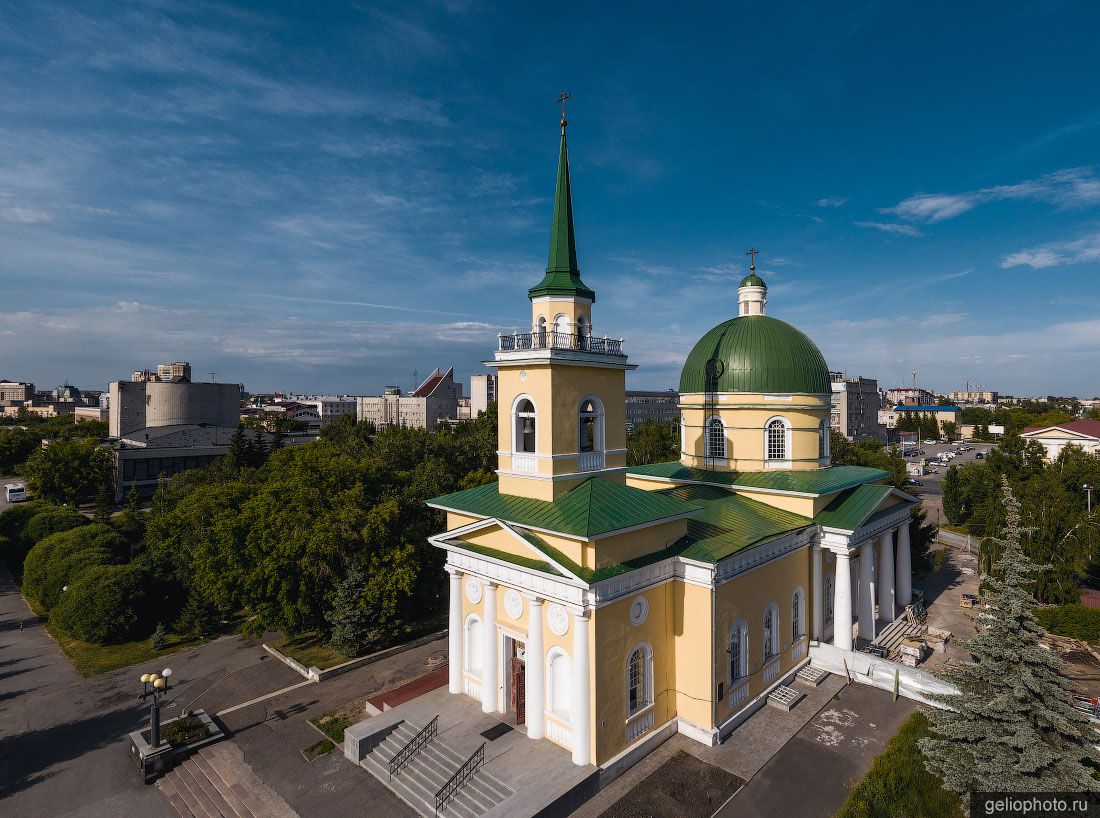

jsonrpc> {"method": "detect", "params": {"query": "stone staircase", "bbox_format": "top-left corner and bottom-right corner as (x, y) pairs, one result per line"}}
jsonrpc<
(872, 618), (925, 660)
(157, 742), (300, 818)
(363, 720), (512, 818)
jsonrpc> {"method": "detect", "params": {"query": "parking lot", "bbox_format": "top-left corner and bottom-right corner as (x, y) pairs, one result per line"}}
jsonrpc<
(898, 440), (995, 492)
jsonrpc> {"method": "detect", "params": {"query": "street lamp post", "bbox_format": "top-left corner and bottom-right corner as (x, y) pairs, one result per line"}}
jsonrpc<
(1085, 484), (1093, 515)
(138, 668), (173, 747)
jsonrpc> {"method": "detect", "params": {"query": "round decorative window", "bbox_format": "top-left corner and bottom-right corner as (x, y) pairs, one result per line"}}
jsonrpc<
(547, 603), (569, 636)
(519, 370), (528, 382)
(504, 588), (523, 620)
(628, 596), (649, 626)
(464, 576), (483, 605)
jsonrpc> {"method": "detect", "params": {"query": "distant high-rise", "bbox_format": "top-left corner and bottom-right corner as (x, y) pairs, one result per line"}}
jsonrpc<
(132, 361), (192, 382)
(0, 380), (34, 405)
(357, 367), (461, 431)
(469, 374), (497, 416)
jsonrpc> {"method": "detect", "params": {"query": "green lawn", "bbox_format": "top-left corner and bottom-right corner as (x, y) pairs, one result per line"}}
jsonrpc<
(302, 737), (335, 760)
(835, 710), (964, 818)
(45, 621), (211, 677)
(275, 632), (351, 670)
(939, 522), (970, 536)
(310, 711), (353, 744)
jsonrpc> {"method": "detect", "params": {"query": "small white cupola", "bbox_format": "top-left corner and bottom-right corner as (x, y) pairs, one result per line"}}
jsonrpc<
(737, 248), (767, 316)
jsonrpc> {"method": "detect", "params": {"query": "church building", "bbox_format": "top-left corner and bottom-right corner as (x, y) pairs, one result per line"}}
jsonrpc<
(426, 113), (918, 772)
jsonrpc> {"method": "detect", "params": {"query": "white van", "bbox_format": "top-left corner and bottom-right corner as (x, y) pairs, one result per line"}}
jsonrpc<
(5, 483), (28, 502)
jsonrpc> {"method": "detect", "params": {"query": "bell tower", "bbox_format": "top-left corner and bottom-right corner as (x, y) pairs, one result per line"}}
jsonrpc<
(489, 105), (636, 501)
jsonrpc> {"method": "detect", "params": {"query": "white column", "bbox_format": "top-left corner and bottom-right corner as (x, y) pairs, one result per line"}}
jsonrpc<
(877, 531), (895, 621)
(448, 569), (462, 694)
(812, 546), (824, 640)
(481, 581), (498, 713)
(858, 544), (876, 641)
(525, 596), (545, 739)
(833, 550), (853, 651)
(570, 611), (591, 766)
(896, 523), (912, 607)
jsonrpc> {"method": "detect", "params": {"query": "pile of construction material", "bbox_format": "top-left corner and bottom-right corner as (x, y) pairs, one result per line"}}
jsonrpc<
(897, 637), (931, 667)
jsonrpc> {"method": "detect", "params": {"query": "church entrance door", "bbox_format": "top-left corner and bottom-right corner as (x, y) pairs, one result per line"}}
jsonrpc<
(508, 639), (526, 724)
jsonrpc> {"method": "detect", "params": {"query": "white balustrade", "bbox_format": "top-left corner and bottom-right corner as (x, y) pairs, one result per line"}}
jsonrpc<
(512, 453), (538, 473)
(762, 658), (781, 684)
(728, 680), (749, 709)
(626, 710), (654, 742)
(578, 451), (605, 471)
(790, 639), (807, 663)
(463, 674), (483, 701)
(545, 716), (573, 750)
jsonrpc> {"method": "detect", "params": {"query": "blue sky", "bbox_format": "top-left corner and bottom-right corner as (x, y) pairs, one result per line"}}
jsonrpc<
(2, 1), (1099, 397)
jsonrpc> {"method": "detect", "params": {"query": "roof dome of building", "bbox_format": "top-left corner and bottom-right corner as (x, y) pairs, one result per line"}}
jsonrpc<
(739, 273), (766, 288)
(679, 315), (831, 395)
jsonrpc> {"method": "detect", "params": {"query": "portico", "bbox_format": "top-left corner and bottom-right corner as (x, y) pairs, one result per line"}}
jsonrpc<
(814, 497), (915, 650)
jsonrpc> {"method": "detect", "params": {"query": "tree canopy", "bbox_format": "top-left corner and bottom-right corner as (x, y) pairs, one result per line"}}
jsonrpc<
(21, 438), (113, 505)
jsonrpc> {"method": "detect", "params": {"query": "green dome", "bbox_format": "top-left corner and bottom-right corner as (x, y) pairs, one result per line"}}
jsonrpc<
(679, 315), (831, 395)
(739, 273), (766, 288)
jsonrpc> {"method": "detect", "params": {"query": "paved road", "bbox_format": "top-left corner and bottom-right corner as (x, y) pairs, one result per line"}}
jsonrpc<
(0, 555), (437, 817)
(718, 683), (917, 818)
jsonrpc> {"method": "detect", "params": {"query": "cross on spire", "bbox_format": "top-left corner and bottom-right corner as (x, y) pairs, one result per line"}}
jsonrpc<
(746, 247), (759, 272)
(556, 91), (571, 131)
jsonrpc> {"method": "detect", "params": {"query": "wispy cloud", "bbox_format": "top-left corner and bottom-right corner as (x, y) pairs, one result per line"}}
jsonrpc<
(0, 206), (52, 224)
(853, 221), (922, 236)
(1001, 233), (1100, 269)
(814, 197), (848, 207)
(886, 167), (1100, 222)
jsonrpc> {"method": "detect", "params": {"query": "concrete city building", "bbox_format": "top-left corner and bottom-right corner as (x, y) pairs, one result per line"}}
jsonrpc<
(830, 372), (885, 442)
(0, 381), (34, 404)
(108, 377), (243, 499)
(886, 386), (935, 406)
(109, 380), (241, 438)
(625, 389), (679, 432)
(356, 367), (461, 431)
(74, 404), (109, 423)
(881, 404), (962, 437)
(1021, 419), (1100, 461)
(132, 361), (192, 383)
(949, 389), (998, 404)
(469, 374), (497, 417)
(283, 395), (358, 426)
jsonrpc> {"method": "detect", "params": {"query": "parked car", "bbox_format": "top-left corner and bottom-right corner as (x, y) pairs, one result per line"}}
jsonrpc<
(906, 479), (924, 486)
(923, 439), (937, 444)
(4, 483), (27, 503)
(975, 452), (985, 459)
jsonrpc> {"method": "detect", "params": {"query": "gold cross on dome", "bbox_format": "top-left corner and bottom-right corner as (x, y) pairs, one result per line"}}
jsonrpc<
(746, 247), (759, 272)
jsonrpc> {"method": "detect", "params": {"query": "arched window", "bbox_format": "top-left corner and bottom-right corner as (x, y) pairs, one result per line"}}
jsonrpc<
(792, 588), (805, 641)
(819, 419), (829, 459)
(578, 397), (603, 453)
(547, 649), (571, 714)
(464, 615), (482, 673)
(763, 604), (779, 660)
(823, 574), (834, 625)
(728, 620), (748, 684)
(514, 397), (536, 453)
(705, 416), (726, 459)
(680, 413), (687, 455)
(553, 314), (570, 348)
(627, 644), (653, 716)
(536, 316), (547, 347)
(766, 417), (788, 462)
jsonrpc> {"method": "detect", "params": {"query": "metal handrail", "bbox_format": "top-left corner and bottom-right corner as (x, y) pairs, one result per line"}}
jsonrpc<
(388, 715), (438, 780)
(434, 741), (485, 815)
(498, 331), (625, 356)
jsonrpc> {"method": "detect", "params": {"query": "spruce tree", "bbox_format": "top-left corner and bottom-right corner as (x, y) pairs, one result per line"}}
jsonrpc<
(920, 479), (1099, 796)
(228, 422), (247, 468)
(150, 622), (168, 651)
(326, 565), (377, 657)
(94, 482), (113, 525)
(175, 591), (219, 639)
(252, 429), (267, 466)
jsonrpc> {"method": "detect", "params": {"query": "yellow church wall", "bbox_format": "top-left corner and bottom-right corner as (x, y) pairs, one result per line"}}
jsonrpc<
(592, 583), (679, 764)
(591, 519), (689, 571)
(624, 474), (678, 491)
(712, 546), (810, 716)
(731, 489), (817, 517)
(680, 402), (830, 472)
(530, 297), (592, 335)
(671, 581), (716, 731)
(548, 366), (626, 458)
(446, 511), (483, 530)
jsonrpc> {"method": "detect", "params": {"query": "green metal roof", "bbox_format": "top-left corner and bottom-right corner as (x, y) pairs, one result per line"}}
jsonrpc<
(527, 127), (596, 302)
(664, 487), (812, 563)
(813, 483), (895, 531)
(427, 477), (698, 538)
(627, 461), (891, 496)
(678, 315), (831, 395)
(739, 273), (766, 288)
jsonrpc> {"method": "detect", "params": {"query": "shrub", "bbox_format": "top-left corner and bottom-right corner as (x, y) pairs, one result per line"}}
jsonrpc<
(0, 501), (62, 574)
(24, 507), (88, 547)
(1035, 604), (1100, 644)
(22, 524), (127, 609)
(51, 564), (149, 644)
(835, 710), (964, 818)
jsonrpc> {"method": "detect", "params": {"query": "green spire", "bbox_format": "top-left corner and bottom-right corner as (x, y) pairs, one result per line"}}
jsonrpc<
(528, 122), (596, 302)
